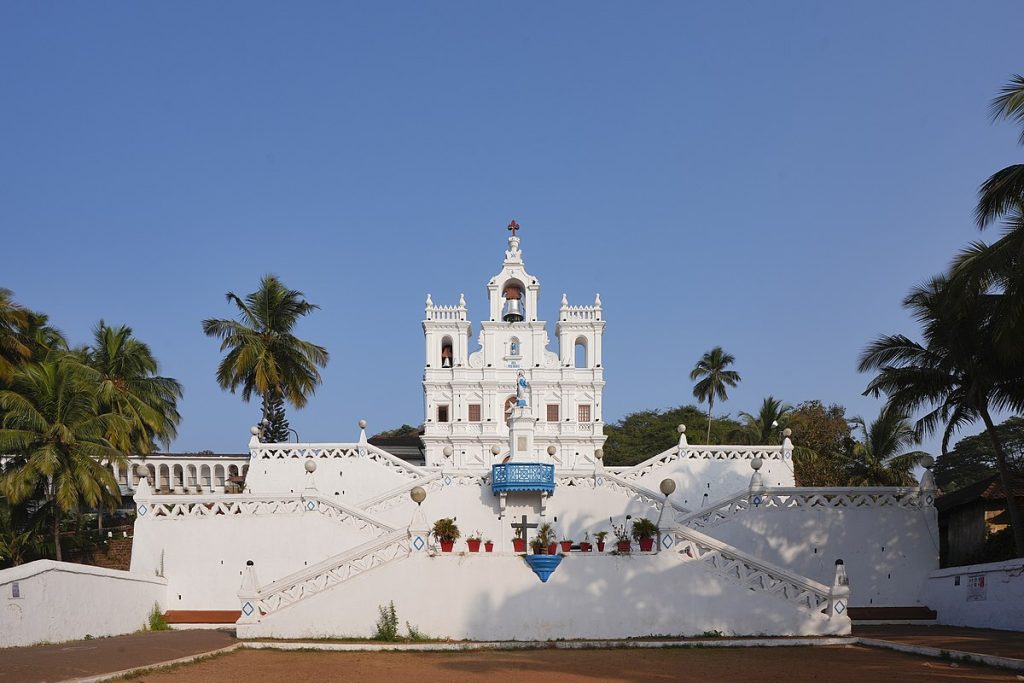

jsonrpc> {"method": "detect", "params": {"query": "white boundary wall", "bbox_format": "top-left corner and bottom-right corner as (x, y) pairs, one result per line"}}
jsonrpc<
(0, 561), (167, 648)
(238, 552), (848, 641)
(921, 559), (1024, 632)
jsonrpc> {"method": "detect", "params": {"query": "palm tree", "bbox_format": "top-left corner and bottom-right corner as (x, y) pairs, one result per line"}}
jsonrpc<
(845, 407), (926, 487)
(0, 360), (129, 561)
(0, 288), (30, 383)
(859, 275), (1024, 555)
(202, 274), (329, 440)
(690, 347), (741, 444)
(976, 75), (1024, 228)
(74, 322), (183, 454)
(734, 396), (792, 445)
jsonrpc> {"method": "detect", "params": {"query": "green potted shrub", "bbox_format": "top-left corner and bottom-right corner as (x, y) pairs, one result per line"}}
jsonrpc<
(594, 530), (608, 552)
(631, 517), (659, 552)
(530, 535), (547, 555)
(466, 531), (482, 553)
(539, 523), (557, 555)
(579, 532), (592, 553)
(432, 518), (460, 552)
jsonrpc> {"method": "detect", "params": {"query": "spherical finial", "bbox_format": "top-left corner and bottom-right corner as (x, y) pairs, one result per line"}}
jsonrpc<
(410, 486), (426, 504)
(136, 465), (149, 479)
(594, 448), (604, 460)
(443, 446), (454, 457)
(547, 445), (557, 456)
(677, 424), (686, 434)
(751, 457), (763, 472)
(304, 459), (317, 473)
(250, 426), (260, 436)
(782, 428), (792, 438)
(919, 454), (935, 468)
(358, 419), (367, 430)
(660, 478), (676, 496)
(490, 444), (501, 456)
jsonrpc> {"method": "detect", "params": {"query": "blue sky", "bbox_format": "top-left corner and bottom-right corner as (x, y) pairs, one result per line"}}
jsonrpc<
(2, 2), (1021, 453)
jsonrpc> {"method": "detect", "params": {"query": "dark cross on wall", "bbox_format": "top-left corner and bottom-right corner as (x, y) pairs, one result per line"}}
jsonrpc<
(507, 219), (520, 236)
(510, 514), (537, 543)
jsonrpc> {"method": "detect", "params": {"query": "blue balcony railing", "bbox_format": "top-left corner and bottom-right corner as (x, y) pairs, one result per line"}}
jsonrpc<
(491, 463), (556, 495)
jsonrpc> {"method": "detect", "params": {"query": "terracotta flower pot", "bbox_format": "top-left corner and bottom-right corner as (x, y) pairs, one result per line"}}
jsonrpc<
(440, 540), (455, 552)
(579, 542), (592, 553)
(547, 543), (558, 555)
(596, 541), (606, 552)
(638, 538), (655, 552)
(484, 542), (494, 553)
(512, 538), (526, 553)
(467, 539), (481, 553)
(560, 541), (572, 553)
(532, 545), (546, 555)
(617, 540), (631, 553)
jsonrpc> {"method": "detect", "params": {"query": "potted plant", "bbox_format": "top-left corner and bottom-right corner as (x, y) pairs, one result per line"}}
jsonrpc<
(432, 517), (460, 552)
(512, 526), (526, 553)
(594, 530), (608, 552)
(484, 539), (494, 553)
(559, 535), (573, 554)
(579, 532), (592, 553)
(466, 531), (482, 553)
(631, 517), (659, 552)
(613, 522), (631, 553)
(530, 536), (547, 555)
(538, 522), (555, 555)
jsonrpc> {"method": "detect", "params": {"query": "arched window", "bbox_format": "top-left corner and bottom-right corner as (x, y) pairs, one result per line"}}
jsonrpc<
(509, 337), (520, 357)
(440, 336), (453, 368)
(574, 337), (588, 368)
(501, 280), (526, 322)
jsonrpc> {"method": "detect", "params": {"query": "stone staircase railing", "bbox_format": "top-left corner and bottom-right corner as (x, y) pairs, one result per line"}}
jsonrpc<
(610, 442), (792, 482)
(677, 486), (931, 532)
(135, 490), (395, 536)
(356, 472), (445, 514)
(601, 471), (692, 515)
(238, 528), (412, 620)
(669, 526), (847, 619)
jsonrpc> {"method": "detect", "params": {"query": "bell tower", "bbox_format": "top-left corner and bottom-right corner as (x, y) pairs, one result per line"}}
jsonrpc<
(421, 219), (607, 470)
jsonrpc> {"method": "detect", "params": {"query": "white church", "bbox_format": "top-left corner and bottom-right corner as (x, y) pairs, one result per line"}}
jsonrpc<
(2, 223), (961, 647)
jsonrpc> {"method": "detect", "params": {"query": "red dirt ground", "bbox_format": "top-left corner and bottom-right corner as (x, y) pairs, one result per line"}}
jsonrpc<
(127, 646), (1021, 682)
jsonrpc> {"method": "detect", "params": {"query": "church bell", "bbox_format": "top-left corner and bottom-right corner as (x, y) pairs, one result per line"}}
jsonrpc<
(502, 287), (524, 322)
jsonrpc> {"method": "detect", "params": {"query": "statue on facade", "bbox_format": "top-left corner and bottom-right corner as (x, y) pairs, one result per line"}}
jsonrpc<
(515, 371), (529, 407)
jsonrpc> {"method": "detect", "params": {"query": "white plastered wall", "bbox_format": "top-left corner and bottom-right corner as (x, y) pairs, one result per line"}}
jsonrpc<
(0, 561), (166, 648)
(921, 559), (1024, 631)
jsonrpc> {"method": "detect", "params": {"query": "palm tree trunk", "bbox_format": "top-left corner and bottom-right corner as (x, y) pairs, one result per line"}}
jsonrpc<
(706, 397), (714, 445)
(981, 409), (1024, 556)
(49, 485), (61, 563)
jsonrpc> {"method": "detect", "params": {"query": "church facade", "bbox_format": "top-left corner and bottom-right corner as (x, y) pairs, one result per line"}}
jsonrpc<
(421, 223), (607, 469)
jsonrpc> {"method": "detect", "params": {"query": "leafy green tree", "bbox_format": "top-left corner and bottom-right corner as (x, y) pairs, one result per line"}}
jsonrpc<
(371, 424), (422, 439)
(787, 401), (854, 487)
(263, 391), (291, 442)
(845, 406), (926, 487)
(202, 275), (329, 440)
(602, 405), (741, 466)
(934, 417), (1024, 491)
(0, 360), (128, 561)
(16, 310), (67, 362)
(733, 396), (792, 445)
(690, 347), (741, 444)
(73, 322), (183, 454)
(0, 288), (30, 383)
(859, 275), (1024, 555)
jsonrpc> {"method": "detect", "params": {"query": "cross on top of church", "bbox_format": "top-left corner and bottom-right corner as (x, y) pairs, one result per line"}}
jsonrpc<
(507, 219), (520, 236)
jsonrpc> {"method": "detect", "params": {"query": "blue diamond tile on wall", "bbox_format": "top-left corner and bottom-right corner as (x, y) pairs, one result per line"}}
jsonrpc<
(242, 601), (254, 616)
(413, 536), (425, 551)
(444, 476), (452, 486)
(596, 477), (604, 486)
(662, 534), (674, 549)
(835, 601), (845, 614)
(306, 500), (316, 511)
(752, 496), (762, 507)
(138, 505), (147, 516)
